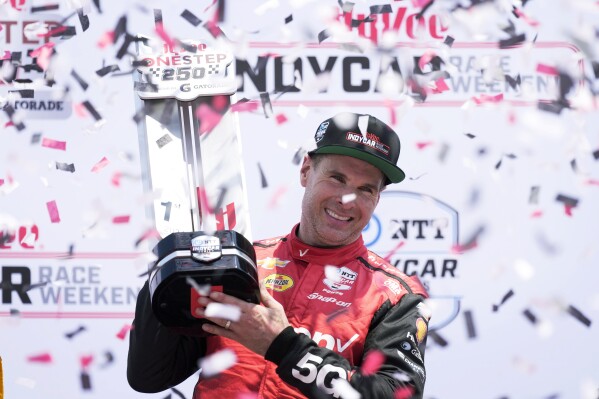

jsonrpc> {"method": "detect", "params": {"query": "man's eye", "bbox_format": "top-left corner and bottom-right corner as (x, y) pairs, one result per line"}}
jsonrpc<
(331, 175), (344, 183)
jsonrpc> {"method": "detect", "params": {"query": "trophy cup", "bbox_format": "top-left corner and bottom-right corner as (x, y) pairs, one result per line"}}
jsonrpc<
(133, 35), (259, 335)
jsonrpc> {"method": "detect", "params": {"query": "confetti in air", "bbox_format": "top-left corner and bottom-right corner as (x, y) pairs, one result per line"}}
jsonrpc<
(204, 302), (242, 321)
(198, 349), (237, 378)
(492, 289), (515, 312)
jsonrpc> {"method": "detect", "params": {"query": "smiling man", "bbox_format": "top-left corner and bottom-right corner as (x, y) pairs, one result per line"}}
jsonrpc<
(128, 112), (431, 399)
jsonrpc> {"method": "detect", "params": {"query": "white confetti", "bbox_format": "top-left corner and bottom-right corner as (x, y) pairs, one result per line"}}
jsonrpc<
(330, 378), (361, 399)
(198, 349), (237, 378)
(16, 376), (37, 389)
(186, 277), (211, 297)
(513, 258), (535, 281)
(324, 265), (342, 283)
(296, 104), (309, 118)
(341, 193), (356, 204)
(204, 302), (242, 321)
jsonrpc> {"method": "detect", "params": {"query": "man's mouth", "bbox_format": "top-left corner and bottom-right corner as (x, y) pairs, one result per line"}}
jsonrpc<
(325, 208), (352, 222)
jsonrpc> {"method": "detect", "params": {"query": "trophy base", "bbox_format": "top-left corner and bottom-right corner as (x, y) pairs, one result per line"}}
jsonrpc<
(149, 230), (259, 336)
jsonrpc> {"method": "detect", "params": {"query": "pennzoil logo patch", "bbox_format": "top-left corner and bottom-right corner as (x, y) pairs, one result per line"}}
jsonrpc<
(264, 274), (294, 292)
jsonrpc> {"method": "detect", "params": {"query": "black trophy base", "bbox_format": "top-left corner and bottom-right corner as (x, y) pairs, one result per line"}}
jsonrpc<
(149, 230), (259, 336)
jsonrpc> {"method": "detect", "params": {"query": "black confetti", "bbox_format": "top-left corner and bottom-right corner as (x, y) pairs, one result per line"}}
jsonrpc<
(428, 330), (448, 347)
(340, 1), (354, 13)
(505, 74), (521, 89)
(317, 29), (331, 43)
(82, 100), (102, 121)
(257, 163), (268, 188)
(160, 201), (172, 221)
(31, 133), (42, 144)
(113, 15), (128, 43)
(24, 281), (49, 292)
(170, 387), (187, 399)
(438, 143), (449, 163)
(99, 351), (114, 368)
(592, 61), (599, 79)
(3, 105), (26, 131)
(181, 9), (202, 27)
(566, 305), (591, 327)
(260, 92), (273, 118)
(463, 310), (476, 338)
(537, 100), (568, 114)
(156, 134), (173, 148)
(292, 147), (307, 165)
(492, 289), (514, 312)
(444, 35), (455, 47)
(593, 149), (599, 160)
(522, 308), (537, 324)
(499, 33), (526, 49)
(284, 14), (293, 24)
(555, 194), (578, 208)
(65, 325), (87, 339)
(153, 9), (163, 26)
(570, 159), (578, 173)
(454, 225), (485, 252)
(369, 4), (392, 14)
(529, 186), (540, 204)
(10, 308), (20, 316)
(31, 4), (60, 12)
(92, 0), (102, 13)
(71, 69), (89, 90)
(56, 162), (76, 173)
(95, 65), (120, 77)
(467, 187), (480, 207)
(77, 8), (90, 32)
(11, 89), (34, 98)
(80, 370), (92, 390)
(535, 231), (559, 254)
(116, 34), (135, 60)
(203, 21), (226, 39)
(465, 133), (476, 138)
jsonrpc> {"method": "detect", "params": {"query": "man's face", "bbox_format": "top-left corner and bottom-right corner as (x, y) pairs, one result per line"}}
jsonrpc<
(298, 154), (384, 247)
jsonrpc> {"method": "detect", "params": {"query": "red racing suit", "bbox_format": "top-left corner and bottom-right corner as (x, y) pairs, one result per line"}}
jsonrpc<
(128, 224), (430, 398)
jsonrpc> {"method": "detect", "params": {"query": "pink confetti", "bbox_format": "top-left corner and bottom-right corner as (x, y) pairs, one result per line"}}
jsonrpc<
(275, 113), (288, 125)
(361, 350), (385, 376)
(4, 121), (15, 128)
(394, 386), (414, 399)
(564, 204), (574, 216)
(411, 0), (433, 8)
(111, 172), (122, 187)
(154, 23), (176, 50)
(10, 0), (26, 11)
(431, 77), (450, 94)
(195, 104), (223, 135)
(536, 63), (559, 76)
(112, 215), (130, 224)
(585, 179), (599, 186)
(0, 179), (4, 186)
(73, 102), (89, 118)
(134, 228), (161, 247)
(451, 240), (477, 254)
(80, 355), (93, 369)
(31, 42), (55, 71)
(97, 31), (115, 48)
(116, 324), (132, 340)
(91, 157), (109, 172)
(231, 100), (260, 113)
(416, 141), (434, 150)
(513, 8), (540, 27)
(472, 93), (504, 105)
(212, 95), (228, 111)
(268, 186), (288, 208)
(41, 137), (66, 151)
(383, 241), (405, 262)
(530, 210), (543, 218)
(28, 353), (53, 363)
(46, 200), (61, 223)
(418, 49), (436, 71)
(39, 25), (67, 39)
(196, 186), (215, 215)
(203, 0), (219, 12)
(1, 51), (11, 60)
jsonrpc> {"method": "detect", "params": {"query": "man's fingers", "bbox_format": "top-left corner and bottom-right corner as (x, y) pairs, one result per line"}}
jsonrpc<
(259, 280), (281, 309)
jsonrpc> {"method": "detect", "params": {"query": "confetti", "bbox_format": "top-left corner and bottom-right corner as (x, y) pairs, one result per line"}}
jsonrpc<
(499, 33), (526, 49)
(317, 29), (331, 44)
(195, 104), (223, 135)
(492, 289), (514, 312)
(112, 215), (130, 224)
(80, 354), (93, 369)
(181, 9), (202, 27)
(65, 325), (87, 339)
(383, 240), (405, 262)
(566, 305), (592, 327)
(451, 225), (485, 253)
(80, 370), (92, 390)
(82, 100), (103, 121)
(428, 330), (448, 347)
(257, 163), (268, 188)
(465, 133), (476, 139)
(522, 308), (537, 324)
(275, 113), (287, 125)
(341, 193), (356, 204)
(529, 186), (540, 204)
(361, 350), (385, 375)
(198, 349), (237, 378)
(284, 15), (293, 24)
(42, 137), (67, 151)
(95, 65), (120, 77)
(204, 302), (241, 321)
(330, 378), (360, 399)
(56, 162), (76, 173)
(116, 324), (132, 340)
(27, 353), (53, 363)
(91, 157), (110, 172)
(394, 386), (415, 399)
(77, 8), (90, 32)
(71, 69), (89, 90)
(31, 4), (60, 12)
(260, 93), (273, 118)
(99, 351), (114, 368)
(536, 63), (559, 76)
(370, 4), (392, 14)
(231, 100), (259, 113)
(463, 310), (476, 339)
(46, 200), (61, 223)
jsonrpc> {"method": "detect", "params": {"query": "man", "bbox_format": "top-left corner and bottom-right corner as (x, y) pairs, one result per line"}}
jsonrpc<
(127, 112), (430, 398)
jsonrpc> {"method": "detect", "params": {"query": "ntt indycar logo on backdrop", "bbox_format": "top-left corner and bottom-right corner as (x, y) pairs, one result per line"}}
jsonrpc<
(363, 191), (461, 331)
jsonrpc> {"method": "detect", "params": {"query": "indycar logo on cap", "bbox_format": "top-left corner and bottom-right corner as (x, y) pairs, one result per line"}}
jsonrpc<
(191, 235), (222, 262)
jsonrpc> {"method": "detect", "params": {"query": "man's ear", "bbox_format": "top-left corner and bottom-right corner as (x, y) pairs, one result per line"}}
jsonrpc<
(299, 155), (311, 187)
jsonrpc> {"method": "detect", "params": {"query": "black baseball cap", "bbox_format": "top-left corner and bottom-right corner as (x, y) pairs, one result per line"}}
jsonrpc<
(308, 112), (405, 185)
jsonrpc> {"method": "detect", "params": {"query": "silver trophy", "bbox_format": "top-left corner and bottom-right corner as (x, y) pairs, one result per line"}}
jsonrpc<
(133, 36), (258, 334)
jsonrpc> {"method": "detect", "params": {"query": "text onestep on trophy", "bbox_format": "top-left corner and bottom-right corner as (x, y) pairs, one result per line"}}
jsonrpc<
(133, 34), (259, 335)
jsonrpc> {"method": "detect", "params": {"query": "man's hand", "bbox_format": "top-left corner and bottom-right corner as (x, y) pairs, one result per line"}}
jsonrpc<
(195, 282), (290, 356)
